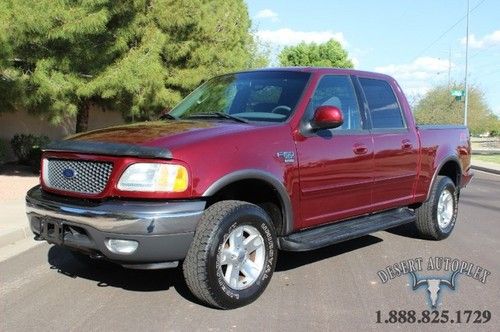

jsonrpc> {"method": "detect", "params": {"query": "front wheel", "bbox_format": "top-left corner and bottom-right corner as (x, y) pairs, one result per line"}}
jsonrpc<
(183, 200), (277, 309)
(415, 175), (458, 240)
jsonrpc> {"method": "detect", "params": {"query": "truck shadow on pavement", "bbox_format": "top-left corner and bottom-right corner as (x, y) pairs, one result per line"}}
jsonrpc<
(383, 222), (422, 239)
(275, 235), (382, 271)
(47, 245), (207, 305)
(47, 234), (385, 305)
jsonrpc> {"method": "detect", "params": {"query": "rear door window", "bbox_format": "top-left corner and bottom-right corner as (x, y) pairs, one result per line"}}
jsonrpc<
(359, 78), (405, 129)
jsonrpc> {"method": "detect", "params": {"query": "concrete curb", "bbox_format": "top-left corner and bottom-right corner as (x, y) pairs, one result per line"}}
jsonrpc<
(471, 165), (500, 175)
(0, 225), (32, 249)
(472, 149), (500, 155)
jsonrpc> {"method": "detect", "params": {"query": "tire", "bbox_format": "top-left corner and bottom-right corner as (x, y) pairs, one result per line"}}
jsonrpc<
(258, 202), (283, 234)
(415, 176), (458, 240)
(183, 200), (277, 309)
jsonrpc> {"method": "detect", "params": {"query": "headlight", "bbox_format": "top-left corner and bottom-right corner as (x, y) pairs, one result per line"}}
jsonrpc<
(117, 163), (189, 192)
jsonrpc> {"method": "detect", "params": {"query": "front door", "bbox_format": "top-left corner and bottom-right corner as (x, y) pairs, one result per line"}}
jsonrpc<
(296, 75), (374, 229)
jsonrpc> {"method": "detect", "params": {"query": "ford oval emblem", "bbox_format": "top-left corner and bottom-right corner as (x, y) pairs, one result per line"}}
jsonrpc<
(62, 168), (77, 179)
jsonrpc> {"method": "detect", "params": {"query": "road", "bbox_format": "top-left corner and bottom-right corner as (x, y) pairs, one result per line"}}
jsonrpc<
(1, 171), (499, 331)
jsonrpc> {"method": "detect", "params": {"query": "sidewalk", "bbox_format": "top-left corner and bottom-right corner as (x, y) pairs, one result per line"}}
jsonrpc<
(471, 159), (500, 175)
(0, 166), (39, 252)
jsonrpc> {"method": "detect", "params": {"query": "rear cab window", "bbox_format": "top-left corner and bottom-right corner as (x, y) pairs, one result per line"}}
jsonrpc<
(359, 78), (406, 129)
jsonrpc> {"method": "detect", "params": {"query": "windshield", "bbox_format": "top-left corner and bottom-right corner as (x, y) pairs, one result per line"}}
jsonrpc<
(169, 71), (311, 123)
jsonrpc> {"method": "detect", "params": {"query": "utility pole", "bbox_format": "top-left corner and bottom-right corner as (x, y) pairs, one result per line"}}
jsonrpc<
(448, 47), (451, 87)
(464, 0), (470, 126)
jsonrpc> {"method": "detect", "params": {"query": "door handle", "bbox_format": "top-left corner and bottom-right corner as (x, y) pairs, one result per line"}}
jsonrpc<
(401, 139), (413, 150)
(353, 143), (368, 155)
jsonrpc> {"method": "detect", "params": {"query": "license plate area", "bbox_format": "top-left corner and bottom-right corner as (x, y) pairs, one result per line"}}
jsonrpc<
(41, 218), (65, 245)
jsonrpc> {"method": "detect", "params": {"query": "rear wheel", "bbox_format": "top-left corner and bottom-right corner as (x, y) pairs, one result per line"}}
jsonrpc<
(183, 200), (277, 309)
(415, 176), (458, 240)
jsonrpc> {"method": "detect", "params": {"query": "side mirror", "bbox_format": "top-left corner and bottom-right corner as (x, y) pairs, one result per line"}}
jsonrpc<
(311, 105), (344, 130)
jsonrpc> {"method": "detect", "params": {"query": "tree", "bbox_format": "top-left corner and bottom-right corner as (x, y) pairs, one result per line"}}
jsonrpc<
(0, 0), (26, 113)
(413, 84), (500, 135)
(0, 0), (267, 132)
(278, 39), (353, 68)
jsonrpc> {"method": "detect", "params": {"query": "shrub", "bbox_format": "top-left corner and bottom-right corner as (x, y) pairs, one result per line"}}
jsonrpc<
(28, 147), (44, 173)
(10, 134), (50, 168)
(0, 140), (7, 164)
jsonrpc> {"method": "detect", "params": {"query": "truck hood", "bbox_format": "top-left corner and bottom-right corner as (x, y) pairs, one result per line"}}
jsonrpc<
(66, 120), (257, 149)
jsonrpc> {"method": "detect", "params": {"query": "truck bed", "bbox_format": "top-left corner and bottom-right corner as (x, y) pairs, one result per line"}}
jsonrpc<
(414, 125), (472, 202)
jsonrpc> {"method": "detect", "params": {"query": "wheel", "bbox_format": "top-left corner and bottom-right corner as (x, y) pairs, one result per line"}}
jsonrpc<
(415, 176), (458, 240)
(183, 200), (277, 309)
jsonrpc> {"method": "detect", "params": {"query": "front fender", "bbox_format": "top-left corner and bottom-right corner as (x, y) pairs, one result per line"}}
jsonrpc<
(203, 169), (294, 235)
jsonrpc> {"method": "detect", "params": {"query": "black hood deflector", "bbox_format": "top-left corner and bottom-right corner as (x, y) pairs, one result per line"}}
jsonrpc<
(43, 140), (172, 160)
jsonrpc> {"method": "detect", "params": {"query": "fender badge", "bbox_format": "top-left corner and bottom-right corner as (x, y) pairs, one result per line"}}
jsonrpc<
(276, 151), (295, 163)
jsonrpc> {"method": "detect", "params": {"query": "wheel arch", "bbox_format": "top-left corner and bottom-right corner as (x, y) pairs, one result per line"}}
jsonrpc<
(203, 170), (294, 236)
(426, 156), (462, 201)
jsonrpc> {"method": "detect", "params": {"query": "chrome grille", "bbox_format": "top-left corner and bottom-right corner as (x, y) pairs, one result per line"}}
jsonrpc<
(43, 159), (113, 194)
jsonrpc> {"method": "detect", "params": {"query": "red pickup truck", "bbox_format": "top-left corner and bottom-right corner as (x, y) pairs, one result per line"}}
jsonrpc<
(26, 68), (473, 309)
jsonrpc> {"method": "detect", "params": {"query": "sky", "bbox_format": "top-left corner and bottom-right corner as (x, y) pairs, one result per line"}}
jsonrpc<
(246, 0), (500, 116)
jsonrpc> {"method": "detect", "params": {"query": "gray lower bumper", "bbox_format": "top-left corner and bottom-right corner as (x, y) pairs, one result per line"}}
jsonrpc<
(26, 186), (205, 268)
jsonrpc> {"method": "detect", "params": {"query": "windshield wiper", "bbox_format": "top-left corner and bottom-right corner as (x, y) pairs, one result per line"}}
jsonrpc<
(187, 112), (249, 123)
(213, 112), (249, 123)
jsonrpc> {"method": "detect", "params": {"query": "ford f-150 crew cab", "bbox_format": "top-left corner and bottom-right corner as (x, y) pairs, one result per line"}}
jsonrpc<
(26, 68), (473, 309)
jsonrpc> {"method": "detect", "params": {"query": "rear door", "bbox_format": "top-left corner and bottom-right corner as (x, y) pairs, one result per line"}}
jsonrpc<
(357, 77), (419, 211)
(296, 75), (374, 228)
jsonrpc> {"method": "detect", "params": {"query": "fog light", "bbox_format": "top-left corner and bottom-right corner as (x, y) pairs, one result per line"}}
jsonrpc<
(105, 239), (139, 254)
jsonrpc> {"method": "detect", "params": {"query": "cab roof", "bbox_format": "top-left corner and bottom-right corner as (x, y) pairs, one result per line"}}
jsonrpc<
(241, 67), (394, 81)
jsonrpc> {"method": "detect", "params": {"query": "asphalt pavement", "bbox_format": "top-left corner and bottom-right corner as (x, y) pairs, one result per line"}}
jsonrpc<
(1, 171), (499, 331)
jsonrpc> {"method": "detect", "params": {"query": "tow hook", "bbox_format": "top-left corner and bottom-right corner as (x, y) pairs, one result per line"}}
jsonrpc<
(89, 252), (104, 260)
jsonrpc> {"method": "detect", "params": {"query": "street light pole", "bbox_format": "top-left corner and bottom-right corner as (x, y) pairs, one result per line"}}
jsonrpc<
(448, 46), (451, 87)
(464, 0), (470, 126)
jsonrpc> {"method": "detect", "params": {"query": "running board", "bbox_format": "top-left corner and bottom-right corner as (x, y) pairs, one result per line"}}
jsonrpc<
(279, 208), (416, 251)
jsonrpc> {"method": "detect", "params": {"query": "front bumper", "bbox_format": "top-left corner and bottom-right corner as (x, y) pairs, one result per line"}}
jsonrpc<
(26, 186), (205, 268)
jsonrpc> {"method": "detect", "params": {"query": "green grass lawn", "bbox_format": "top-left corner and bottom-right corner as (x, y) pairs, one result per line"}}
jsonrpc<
(473, 155), (500, 164)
